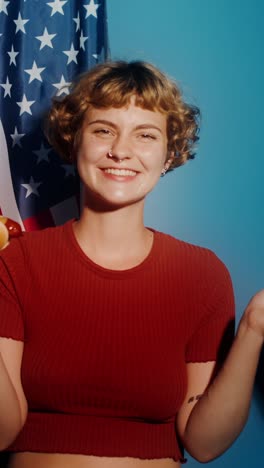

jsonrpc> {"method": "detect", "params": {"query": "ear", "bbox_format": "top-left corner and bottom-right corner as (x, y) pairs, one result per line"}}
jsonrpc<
(164, 152), (174, 170)
(161, 153), (174, 177)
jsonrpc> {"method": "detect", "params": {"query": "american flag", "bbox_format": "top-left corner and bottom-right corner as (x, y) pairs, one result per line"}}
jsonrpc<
(0, 0), (109, 231)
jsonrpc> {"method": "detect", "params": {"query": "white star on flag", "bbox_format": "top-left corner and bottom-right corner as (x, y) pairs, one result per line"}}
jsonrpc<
(25, 61), (45, 83)
(80, 30), (88, 50)
(21, 177), (42, 198)
(33, 142), (51, 163)
(7, 45), (19, 65)
(52, 75), (71, 96)
(63, 43), (79, 64)
(73, 11), (80, 31)
(14, 12), (29, 34)
(0, 0), (9, 15)
(0, 76), (12, 97)
(84, 0), (100, 18)
(10, 127), (25, 148)
(47, 0), (68, 16)
(36, 27), (57, 50)
(16, 94), (35, 115)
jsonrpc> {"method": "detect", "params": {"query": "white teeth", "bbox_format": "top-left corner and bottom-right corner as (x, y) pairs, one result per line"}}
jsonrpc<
(104, 168), (137, 176)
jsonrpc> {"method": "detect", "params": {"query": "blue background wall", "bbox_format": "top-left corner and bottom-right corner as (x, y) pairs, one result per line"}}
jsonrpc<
(108, 1), (264, 466)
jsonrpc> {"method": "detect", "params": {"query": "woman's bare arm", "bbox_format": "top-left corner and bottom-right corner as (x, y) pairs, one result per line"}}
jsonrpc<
(0, 338), (27, 450)
(177, 290), (264, 462)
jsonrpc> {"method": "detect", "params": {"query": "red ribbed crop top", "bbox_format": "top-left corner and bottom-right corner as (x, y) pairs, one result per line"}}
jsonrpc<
(0, 220), (235, 462)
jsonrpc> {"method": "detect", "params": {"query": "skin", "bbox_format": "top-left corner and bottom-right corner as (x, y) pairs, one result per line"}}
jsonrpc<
(0, 222), (9, 250)
(77, 100), (172, 209)
(73, 100), (173, 270)
(2, 101), (264, 468)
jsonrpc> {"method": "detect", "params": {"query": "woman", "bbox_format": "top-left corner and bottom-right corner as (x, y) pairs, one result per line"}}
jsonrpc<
(0, 60), (263, 468)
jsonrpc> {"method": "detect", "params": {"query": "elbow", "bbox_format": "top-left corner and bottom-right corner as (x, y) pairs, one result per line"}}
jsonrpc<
(184, 441), (234, 464)
(0, 408), (27, 451)
(183, 435), (227, 464)
(0, 423), (23, 451)
(190, 451), (218, 464)
(184, 445), (220, 464)
(0, 432), (18, 452)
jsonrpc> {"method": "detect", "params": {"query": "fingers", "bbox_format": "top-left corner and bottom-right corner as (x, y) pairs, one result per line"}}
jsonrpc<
(0, 222), (9, 249)
(0, 216), (22, 238)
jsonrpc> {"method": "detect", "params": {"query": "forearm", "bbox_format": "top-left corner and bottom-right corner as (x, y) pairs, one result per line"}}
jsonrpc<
(183, 320), (263, 462)
(0, 353), (24, 450)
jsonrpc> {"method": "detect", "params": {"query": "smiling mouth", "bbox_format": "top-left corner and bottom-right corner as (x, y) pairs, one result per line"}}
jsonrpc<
(103, 168), (137, 177)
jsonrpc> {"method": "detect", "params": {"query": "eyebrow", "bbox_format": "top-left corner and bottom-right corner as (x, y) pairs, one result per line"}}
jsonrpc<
(87, 119), (163, 134)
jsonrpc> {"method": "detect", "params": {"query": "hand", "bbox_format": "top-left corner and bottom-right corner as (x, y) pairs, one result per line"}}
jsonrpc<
(0, 216), (22, 250)
(242, 290), (264, 341)
(0, 221), (9, 249)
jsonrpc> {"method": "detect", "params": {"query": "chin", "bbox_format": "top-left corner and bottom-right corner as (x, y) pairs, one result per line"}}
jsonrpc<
(84, 190), (145, 212)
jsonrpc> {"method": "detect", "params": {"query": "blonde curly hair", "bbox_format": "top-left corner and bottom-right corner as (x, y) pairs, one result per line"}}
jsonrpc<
(45, 60), (200, 170)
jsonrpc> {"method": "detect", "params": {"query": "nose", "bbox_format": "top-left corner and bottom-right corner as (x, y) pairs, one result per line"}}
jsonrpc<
(109, 135), (132, 162)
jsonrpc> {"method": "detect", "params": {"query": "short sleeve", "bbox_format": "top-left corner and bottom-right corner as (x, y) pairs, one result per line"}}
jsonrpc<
(0, 241), (25, 341)
(185, 252), (235, 364)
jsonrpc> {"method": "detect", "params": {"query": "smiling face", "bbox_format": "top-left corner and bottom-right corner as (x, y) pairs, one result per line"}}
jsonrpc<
(77, 100), (170, 210)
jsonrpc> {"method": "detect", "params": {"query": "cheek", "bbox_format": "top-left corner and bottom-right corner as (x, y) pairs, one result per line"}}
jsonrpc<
(142, 147), (167, 171)
(77, 137), (109, 163)
(76, 145), (96, 169)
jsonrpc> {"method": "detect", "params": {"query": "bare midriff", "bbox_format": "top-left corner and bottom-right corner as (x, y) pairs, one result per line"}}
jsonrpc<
(8, 453), (181, 468)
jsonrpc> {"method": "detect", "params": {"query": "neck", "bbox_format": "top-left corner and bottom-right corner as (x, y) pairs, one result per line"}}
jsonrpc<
(73, 199), (153, 269)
